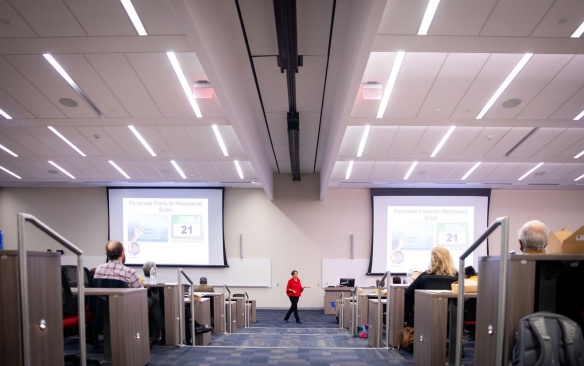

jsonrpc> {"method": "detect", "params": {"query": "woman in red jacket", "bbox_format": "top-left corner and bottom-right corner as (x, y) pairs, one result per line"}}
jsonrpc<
(284, 270), (308, 323)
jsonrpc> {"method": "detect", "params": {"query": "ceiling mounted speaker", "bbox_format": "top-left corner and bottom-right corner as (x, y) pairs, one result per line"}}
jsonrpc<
(363, 82), (382, 100)
(193, 80), (213, 99)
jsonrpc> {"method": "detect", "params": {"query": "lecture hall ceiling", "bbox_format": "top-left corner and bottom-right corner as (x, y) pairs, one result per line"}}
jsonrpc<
(0, 0), (583, 199)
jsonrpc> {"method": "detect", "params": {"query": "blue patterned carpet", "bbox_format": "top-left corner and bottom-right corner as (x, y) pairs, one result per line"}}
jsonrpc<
(65, 309), (475, 365)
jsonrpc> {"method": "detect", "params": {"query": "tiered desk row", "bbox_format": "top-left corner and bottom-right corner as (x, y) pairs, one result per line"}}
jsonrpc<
(0, 250), (257, 366)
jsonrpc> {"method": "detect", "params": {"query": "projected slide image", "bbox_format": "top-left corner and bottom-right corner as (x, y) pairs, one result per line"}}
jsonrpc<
(391, 223), (434, 250)
(437, 223), (469, 248)
(171, 215), (204, 241)
(127, 215), (169, 243)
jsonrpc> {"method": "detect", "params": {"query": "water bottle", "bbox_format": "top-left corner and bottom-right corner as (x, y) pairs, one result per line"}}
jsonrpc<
(0, 230), (3, 250)
(150, 266), (157, 284)
(406, 268), (413, 284)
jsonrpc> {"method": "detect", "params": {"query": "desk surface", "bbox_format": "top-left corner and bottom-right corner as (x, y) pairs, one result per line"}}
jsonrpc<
(415, 289), (477, 298)
(72, 287), (147, 295)
(144, 283), (179, 287)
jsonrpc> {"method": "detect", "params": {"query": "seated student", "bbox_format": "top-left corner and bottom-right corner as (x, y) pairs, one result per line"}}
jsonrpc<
(193, 276), (214, 292)
(403, 246), (458, 327)
(392, 276), (402, 284)
(93, 240), (164, 345)
(517, 219), (549, 254)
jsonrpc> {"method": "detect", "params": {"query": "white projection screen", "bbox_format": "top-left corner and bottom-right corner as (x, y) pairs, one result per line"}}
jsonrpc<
(108, 187), (227, 267)
(369, 188), (490, 275)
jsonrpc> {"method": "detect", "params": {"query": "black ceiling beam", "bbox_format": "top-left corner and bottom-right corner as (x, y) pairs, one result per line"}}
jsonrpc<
(273, 0), (301, 181)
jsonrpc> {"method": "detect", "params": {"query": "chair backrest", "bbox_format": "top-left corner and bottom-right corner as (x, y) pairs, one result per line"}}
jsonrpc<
(90, 277), (129, 335)
(61, 268), (78, 317)
(92, 277), (129, 288)
(417, 275), (457, 290)
(62, 265), (92, 288)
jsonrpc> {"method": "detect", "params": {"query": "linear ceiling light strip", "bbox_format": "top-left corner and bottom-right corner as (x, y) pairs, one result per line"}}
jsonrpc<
(48, 126), (86, 156)
(171, 160), (187, 179)
(109, 160), (130, 179)
(377, 51), (405, 119)
(518, 162), (544, 181)
(43, 54), (104, 117)
(48, 160), (75, 179)
(418, 0), (440, 35)
(167, 52), (202, 118)
(476, 53), (532, 120)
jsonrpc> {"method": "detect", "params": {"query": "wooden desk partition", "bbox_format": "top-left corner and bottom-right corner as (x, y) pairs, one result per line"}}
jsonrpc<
(77, 288), (150, 366)
(144, 283), (180, 346)
(413, 290), (476, 366)
(196, 292), (224, 334)
(193, 298), (211, 345)
(0, 250), (63, 366)
(224, 301), (238, 333)
(323, 287), (352, 314)
(367, 298), (387, 348)
(474, 254), (584, 366)
(388, 284), (408, 347)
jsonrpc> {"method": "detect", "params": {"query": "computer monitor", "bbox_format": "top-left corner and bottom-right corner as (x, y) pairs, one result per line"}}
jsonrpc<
(339, 278), (355, 287)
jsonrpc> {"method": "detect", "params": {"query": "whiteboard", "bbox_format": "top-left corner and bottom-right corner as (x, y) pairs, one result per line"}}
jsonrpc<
(62, 256), (272, 287)
(321, 259), (377, 289)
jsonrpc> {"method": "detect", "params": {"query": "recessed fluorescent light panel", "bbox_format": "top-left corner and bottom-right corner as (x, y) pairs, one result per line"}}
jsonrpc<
(574, 150), (584, 159)
(109, 160), (130, 179)
(574, 110), (584, 120)
(404, 161), (418, 180)
(476, 53), (532, 120)
(418, 0), (440, 35)
(120, 0), (147, 35)
(345, 160), (354, 179)
(356, 125), (371, 157)
(171, 160), (187, 179)
(234, 160), (244, 179)
(518, 162), (544, 181)
(48, 160), (75, 179)
(128, 125), (156, 156)
(212, 125), (229, 156)
(167, 52), (203, 118)
(0, 108), (12, 119)
(571, 20), (584, 38)
(461, 162), (481, 180)
(43, 54), (104, 117)
(377, 51), (405, 118)
(0, 144), (18, 157)
(575, 173), (584, 182)
(431, 126), (456, 157)
(0, 165), (21, 179)
(48, 126), (86, 156)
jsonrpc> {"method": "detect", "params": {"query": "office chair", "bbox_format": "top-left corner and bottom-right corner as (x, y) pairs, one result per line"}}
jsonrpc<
(62, 265), (92, 288)
(61, 268), (100, 366)
(90, 278), (129, 361)
(405, 275), (457, 326)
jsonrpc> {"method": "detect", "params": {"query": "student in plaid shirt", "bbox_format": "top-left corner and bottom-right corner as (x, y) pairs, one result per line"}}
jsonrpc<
(94, 240), (164, 344)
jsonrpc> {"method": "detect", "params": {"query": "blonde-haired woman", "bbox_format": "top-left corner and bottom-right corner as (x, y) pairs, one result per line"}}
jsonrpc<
(403, 246), (457, 326)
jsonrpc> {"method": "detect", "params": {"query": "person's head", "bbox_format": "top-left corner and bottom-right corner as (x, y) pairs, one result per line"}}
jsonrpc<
(392, 276), (402, 284)
(429, 246), (457, 276)
(291, 270), (298, 278)
(376, 278), (385, 287)
(464, 266), (477, 278)
(143, 261), (156, 277)
(199, 276), (208, 285)
(106, 240), (125, 263)
(518, 220), (549, 254)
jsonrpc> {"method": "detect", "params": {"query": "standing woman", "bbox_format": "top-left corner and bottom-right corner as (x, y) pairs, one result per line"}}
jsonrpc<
(284, 270), (308, 323)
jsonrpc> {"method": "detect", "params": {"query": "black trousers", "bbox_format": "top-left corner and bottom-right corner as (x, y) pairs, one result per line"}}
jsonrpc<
(284, 296), (300, 321)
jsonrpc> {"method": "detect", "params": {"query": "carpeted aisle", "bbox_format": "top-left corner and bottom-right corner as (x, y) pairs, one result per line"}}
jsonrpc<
(66, 308), (475, 365)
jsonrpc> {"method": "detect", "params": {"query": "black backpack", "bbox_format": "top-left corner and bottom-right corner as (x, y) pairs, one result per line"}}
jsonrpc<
(512, 312), (584, 366)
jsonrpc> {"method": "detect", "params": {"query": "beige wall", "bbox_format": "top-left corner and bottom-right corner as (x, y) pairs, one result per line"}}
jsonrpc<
(1, 179), (583, 308)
